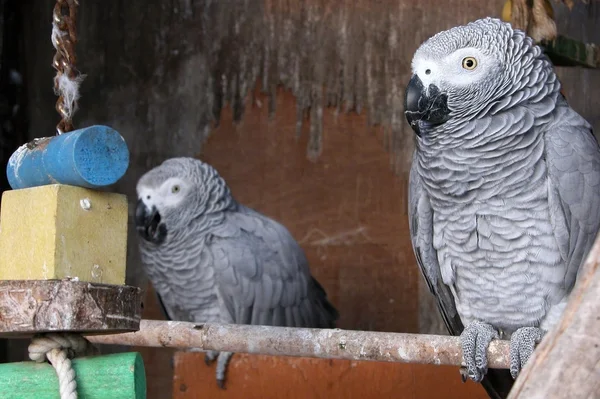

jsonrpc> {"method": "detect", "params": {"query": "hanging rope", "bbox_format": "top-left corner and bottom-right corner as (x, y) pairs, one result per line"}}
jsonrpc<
(29, 3), (95, 397)
(28, 333), (98, 399)
(17, 2), (100, 398)
(51, 0), (84, 135)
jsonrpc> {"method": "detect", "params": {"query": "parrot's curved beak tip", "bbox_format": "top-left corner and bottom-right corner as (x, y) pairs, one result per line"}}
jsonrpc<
(135, 199), (167, 244)
(404, 74), (450, 137)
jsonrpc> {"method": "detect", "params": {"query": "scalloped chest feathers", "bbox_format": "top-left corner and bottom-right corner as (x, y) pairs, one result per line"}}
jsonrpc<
(417, 134), (567, 332)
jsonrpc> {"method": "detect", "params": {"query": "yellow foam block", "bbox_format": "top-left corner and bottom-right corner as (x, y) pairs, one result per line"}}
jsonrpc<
(0, 184), (128, 284)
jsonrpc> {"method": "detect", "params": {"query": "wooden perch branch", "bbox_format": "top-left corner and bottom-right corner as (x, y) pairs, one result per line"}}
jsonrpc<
(87, 320), (510, 368)
(84, 231), (600, 395)
(508, 233), (600, 399)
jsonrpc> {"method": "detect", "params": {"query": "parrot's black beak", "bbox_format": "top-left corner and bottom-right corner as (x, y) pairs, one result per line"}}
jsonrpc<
(135, 199), (167, 244)
(404, 74), (450, 137)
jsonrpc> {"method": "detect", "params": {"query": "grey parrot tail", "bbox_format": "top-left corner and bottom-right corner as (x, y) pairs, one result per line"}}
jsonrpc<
(480, 369), (514, 399)
(309, 276), (340, 329)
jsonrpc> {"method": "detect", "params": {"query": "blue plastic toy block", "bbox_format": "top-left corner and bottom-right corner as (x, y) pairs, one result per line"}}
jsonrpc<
(7, 125), (130, 190)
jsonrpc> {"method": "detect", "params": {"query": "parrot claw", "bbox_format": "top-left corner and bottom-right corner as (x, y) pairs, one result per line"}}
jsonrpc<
(509, 327), (544, 379)
(214, 351), (233, 390)
(460, 320), (499, 383)
(204, 350), (219, 366)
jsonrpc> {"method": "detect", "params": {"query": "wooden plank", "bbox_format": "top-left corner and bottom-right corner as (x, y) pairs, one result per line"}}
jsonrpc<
(172, 352), (489, 399)
(0, 352), (146, 399)
(0, 280), (141, 336)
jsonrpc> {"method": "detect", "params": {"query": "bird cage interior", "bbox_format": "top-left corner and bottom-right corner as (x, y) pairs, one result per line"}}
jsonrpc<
(0, 0), (599, 399)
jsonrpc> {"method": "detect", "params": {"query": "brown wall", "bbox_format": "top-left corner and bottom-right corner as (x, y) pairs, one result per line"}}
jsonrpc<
(173, 353), (488, 399)
(15, 0), (600, 398)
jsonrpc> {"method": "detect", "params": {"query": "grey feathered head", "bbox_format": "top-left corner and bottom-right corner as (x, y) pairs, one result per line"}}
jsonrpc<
(135, 157), (233, 244)
(405, 17), (560, 139)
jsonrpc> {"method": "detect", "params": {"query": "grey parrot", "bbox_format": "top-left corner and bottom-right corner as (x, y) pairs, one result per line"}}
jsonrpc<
(134, 157), (339, 388)
(405, 17), (600, 398)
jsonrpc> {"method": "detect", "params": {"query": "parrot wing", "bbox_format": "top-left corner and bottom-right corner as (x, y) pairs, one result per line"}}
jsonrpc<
(208, 205), (338, 328)
(408, 152), (463, 336)
(545, 104), (600, 290)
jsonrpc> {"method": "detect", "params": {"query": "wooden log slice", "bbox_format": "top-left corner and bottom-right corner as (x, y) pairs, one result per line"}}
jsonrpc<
(0, 279), (142, 337)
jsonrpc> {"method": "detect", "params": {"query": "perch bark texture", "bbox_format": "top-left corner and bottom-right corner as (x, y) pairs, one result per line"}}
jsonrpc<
(87, 320), (511, 369)
(0, 352), (146, 399)
(0, 280), (142, 337)
(508, 233), (600, 399)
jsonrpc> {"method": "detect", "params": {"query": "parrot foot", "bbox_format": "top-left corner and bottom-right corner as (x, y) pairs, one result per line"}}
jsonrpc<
(460, 320), (499, 382)
(215, 351), (233, 389)
(204, 350), (219, 366)
(509, 326), (544, 379)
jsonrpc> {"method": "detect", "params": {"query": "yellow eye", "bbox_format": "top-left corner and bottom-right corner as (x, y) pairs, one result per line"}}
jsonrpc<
(462, 57), (478, 70)
(171, 185), (180, 194)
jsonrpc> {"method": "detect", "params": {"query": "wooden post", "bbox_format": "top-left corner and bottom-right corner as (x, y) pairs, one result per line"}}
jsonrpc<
(0, 352), (146, 399)
(508, 234), (600, 398)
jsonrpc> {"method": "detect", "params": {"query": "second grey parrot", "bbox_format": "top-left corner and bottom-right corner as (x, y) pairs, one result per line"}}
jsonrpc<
(405, 18), (600, 398)
(135, 157), (339, 388)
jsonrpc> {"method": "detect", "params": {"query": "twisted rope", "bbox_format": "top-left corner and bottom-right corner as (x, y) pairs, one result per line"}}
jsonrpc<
(29, 333), (98, 399)
(51, 0), (84, 134)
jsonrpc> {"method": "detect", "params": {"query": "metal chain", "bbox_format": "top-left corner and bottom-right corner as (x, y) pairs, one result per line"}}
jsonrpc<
(52, 0), (80, 134)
